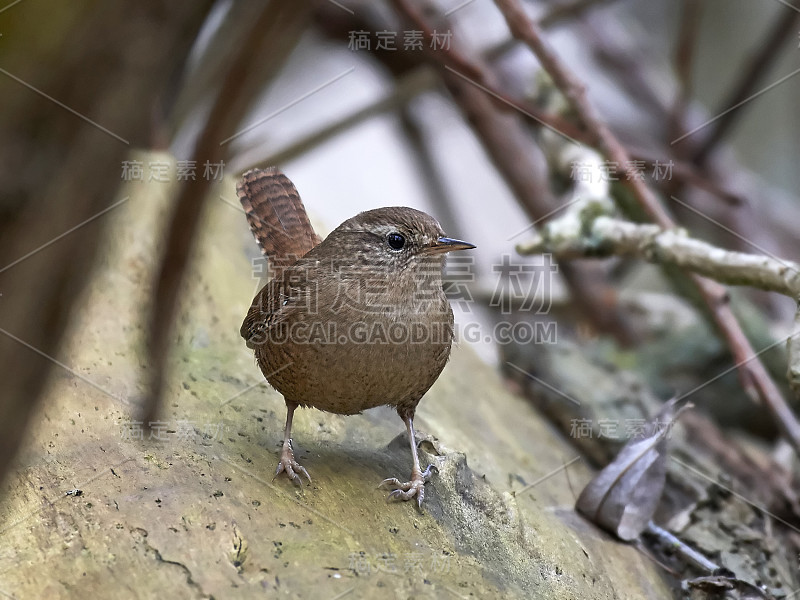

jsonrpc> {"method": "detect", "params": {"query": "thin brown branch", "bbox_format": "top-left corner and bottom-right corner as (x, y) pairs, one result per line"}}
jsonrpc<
(236, 67), (438, 174)
(626, 149), (745, 206)
(539, 0), (618, 28)
(583, 17), (771, 263)
(398, 102), (462, 238)
(669, 0), (701, 145)
(0, 2), (213, 486)
(586, 19), (671, 122)
(143, 3), (313, 424)
(391, 0), (638, 345)
(493, 0), (800, 456)
(691, 9), (800, 165)
(378, 3), (588, 143)
(495, 0), (674, 224)
(485, 0), (620, 62)
(674, 0), (701, 93)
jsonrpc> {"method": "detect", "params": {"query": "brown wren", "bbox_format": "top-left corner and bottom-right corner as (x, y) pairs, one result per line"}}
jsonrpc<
(238, 167), (474, 507)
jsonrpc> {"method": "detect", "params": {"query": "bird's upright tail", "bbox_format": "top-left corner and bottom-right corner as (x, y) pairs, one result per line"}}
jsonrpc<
(236, 167), (321, 268)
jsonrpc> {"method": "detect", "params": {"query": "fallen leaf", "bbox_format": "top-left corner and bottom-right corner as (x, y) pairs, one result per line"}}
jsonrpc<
(686, 573), (774, 600)
(575, 398), (690, 540)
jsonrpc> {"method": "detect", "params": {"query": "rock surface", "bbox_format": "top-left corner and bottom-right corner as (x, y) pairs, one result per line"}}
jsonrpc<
(0, 169), (672, 599)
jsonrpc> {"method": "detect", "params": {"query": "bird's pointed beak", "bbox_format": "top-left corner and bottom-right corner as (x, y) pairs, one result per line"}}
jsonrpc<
(424, 237), (476, 254)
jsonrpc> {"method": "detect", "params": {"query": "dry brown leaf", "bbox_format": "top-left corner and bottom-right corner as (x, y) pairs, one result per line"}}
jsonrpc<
(686, 573), (774, 600)
(575, 398), (691, 540)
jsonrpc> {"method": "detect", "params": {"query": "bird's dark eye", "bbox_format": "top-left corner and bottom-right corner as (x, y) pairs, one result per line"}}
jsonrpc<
(386, 232), (406, 250)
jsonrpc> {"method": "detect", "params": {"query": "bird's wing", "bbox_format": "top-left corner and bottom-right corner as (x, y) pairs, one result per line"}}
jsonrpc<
(240, 269), (314, 349)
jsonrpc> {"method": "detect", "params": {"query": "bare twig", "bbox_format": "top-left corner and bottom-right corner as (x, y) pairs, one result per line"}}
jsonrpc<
(494, 0), (673, 224)
(539, 0), (618, 28)
(144, 3), (313, 424)
(627, 149), (744, 207)
(485, 0), (620, 62)
(788, 309), (800, 400)
(391, 0), (637, 344)
(690, 9), (800, 165)
(644, 522), (720, 573)
(669, 0), (701, 146)
(522, 206), (800, 449)
(398, 102), (462, 238)
(494, 0), (800, 456)
(0, 2), (213, 485)
(584, 16), (780, 270)
(586, 20), (671, 121)
(234, 67), (437, 174)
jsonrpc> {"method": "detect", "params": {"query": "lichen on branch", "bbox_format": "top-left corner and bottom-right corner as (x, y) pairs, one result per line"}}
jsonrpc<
(518, 209), (800, 411)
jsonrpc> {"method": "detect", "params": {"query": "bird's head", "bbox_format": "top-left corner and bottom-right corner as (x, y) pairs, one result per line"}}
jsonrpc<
(327, 206), (475, 273)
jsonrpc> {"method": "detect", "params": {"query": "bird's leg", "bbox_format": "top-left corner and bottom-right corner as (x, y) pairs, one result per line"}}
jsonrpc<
(380, 413), (434, 508)
(274, 401), (311, 485)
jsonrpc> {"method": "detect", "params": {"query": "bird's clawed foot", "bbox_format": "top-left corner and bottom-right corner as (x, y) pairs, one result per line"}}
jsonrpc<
(380, 464), (435, 508)
(274, 442), (311, 486)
